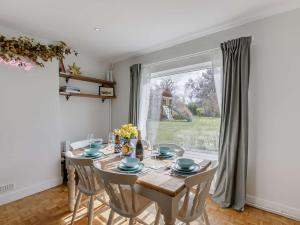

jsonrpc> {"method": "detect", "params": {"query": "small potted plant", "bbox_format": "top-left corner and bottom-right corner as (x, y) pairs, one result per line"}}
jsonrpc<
(114, 124), (138, 156)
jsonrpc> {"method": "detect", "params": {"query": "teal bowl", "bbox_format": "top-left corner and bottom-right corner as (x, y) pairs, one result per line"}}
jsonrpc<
(176, 158), (195, 169)
(84, 148), (99, 156)
(91, 142), (102, 149)
(121, 157), (139, 168)
(159, 146), (170, 155)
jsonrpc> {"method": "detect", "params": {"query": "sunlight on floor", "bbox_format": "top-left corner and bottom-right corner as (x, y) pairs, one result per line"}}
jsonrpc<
(1, 185), (299, 225)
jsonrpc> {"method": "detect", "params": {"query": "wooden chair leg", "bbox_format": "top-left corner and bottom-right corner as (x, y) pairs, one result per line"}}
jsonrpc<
(87, 196), (94, 225)
(197, 215), (205, 225)
(203, 208), (210, 225)
(71, 192), (82, 225)
(154, 207), (161, 225)
(107, 210), (115, 225)
(129, 218), (134, 225)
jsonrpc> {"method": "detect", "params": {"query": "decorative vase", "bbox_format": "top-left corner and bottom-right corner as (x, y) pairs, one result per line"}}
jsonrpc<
(121, 138), (135, 156)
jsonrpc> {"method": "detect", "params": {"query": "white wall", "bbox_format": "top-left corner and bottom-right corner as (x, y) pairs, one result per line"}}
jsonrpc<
(59, 54), (110, 145)
(0, 60), (61, 204)
(111, 9), (300, 220)
(0, 25), (110, 204)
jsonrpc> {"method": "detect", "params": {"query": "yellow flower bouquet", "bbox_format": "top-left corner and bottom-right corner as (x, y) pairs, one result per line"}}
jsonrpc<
(114, 124), (138, 156)
(114, 124), (138, 140)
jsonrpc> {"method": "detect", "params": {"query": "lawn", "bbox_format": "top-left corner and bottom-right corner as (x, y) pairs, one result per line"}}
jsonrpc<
(147, 116), (220, 152)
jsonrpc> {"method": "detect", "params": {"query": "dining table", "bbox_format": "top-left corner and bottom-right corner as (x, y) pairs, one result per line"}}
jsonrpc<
(65, 146), (211, 225)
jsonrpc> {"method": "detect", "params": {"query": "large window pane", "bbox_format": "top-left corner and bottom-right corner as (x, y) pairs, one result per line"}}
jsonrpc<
(146, 65), (221, 153)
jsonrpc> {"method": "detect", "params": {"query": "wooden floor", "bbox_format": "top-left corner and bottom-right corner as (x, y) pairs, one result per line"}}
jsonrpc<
(0, 185), (299, 225)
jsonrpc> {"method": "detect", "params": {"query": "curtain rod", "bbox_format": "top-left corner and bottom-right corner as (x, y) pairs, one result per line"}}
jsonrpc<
(142, 36), (254, 68)
(142, 47), (220, 68)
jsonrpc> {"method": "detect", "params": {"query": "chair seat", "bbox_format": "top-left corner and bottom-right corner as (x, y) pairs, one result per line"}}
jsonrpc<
(78, 180), (104, 196)
(110, 189), (152, 218)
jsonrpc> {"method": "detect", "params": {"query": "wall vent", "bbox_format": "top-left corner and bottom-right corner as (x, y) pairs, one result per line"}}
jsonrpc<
(0, 184), (14, 193)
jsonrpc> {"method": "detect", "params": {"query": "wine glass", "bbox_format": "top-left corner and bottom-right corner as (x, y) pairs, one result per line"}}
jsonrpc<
(183, 135), (192, 153)
(90, 133), (94, 142)
(87, 133), (94, 148)
(86, 133), (91, 148)
(97, 138), (103, 145)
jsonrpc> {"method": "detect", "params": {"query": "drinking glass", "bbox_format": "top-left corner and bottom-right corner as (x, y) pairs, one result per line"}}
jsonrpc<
(108, 132), (115, 150)
(150, 143), (159, 169)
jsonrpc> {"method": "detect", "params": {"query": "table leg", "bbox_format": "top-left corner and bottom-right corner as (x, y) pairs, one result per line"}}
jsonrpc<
(135, 184), (184, 225)
(67, 164), (76, 211)
(159, 195), (180, 225)
(162, 215), (176, 225)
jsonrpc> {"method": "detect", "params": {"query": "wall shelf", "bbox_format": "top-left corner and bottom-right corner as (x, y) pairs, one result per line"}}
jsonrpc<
(59, 72), (115, 85)
(59, 70), (116, 102)
(59, 92), (116, 101)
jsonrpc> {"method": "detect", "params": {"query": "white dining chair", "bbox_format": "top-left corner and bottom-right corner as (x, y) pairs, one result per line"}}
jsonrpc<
(153, 143), (185, 157)
(68, 157), (108, 225)
(94, 167), (158, 225)
(176, 162), (218, 225)
(70, 140), (90, 150)
(70, 138), (103, 150)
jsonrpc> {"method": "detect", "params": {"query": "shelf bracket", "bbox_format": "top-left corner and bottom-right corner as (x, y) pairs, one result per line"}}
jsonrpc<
(66, 95), (70, 101)
(65, 77), (70, 83)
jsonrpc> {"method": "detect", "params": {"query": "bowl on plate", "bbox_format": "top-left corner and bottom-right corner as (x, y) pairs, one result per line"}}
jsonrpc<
(176, 158), (195, 169)
(84, 148), (99, 156)
(121, 157), (139, 168)
(159, 146), (170, 155)
(91, 142), (102, 149)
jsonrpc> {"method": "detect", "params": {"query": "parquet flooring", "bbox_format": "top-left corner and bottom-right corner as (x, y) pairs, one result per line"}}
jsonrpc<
(0, 185), (299, 225)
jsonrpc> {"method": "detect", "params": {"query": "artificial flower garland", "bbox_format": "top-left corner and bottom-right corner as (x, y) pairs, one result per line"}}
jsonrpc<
(0, 35), (77, 68)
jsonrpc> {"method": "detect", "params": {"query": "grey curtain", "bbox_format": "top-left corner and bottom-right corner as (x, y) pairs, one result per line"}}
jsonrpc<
(213, 37), (252, 211)
(129, 64), (142, 126)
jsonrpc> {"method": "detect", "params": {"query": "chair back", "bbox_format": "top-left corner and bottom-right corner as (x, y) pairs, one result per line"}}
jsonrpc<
(70, 140), (90, 150)
(68, 157), (103, 195)
(178, 162), (218, 221)
(94, 168), (140, 216)
(70, 138), (103, 150)
(153, 143), (185, 156)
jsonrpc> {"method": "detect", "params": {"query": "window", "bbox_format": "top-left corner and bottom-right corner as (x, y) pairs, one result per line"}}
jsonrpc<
(139, 51), (222, 154)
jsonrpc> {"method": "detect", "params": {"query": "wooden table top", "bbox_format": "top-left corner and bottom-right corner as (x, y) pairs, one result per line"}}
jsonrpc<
(69, 147), (207, 197)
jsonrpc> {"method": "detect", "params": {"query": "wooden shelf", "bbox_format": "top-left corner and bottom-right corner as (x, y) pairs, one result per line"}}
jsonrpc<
(59, 72), (115, 85)
(59, 92), (116, 101)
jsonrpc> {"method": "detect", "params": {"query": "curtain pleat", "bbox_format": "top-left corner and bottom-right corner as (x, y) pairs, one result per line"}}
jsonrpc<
(129, 64), (142, 126)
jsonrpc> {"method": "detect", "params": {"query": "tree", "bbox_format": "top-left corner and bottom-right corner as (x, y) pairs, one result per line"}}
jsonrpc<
(185, 69), (220, 117)
(187, 102), (198, 116)
(159, 78), (176, 94)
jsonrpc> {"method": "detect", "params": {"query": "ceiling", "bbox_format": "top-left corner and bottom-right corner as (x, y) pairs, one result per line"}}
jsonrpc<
(0, 0), (299, 62)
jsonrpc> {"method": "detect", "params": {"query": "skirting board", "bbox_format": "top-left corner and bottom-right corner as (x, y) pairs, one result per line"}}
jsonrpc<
(0, 177), (62, 205)
(246, 195), (300, 221)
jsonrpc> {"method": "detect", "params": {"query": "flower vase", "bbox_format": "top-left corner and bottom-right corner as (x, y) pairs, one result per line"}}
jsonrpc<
(121, 138), (135, 156)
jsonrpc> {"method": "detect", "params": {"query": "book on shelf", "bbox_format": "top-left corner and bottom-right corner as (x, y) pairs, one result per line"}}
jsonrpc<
(59, 86), (80, 93)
